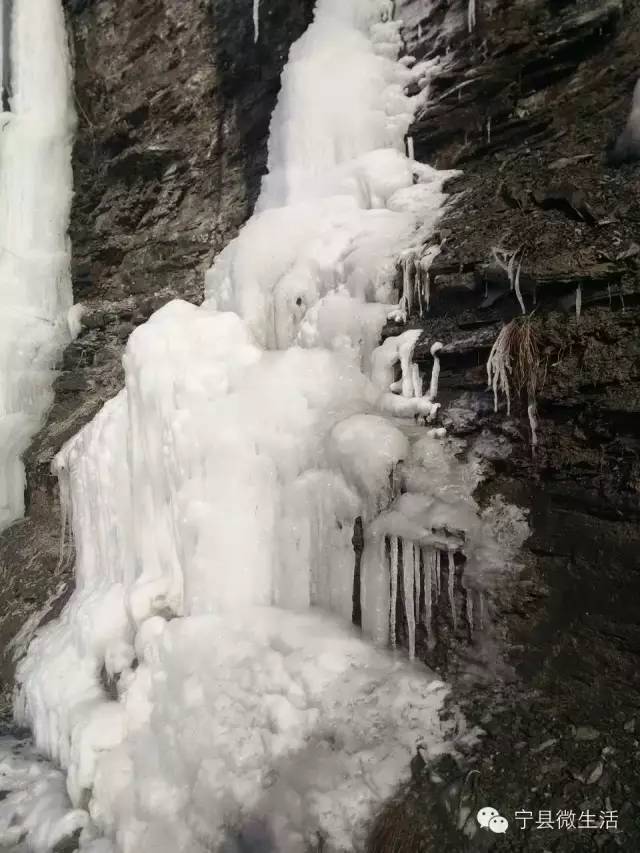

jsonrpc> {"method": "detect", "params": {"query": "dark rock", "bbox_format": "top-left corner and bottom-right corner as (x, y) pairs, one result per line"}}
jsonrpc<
(531, 185), (600, 224)
(575, 726), (600, 742)
(52, 829), (82, 853)
(55, 374), (90, 393)
(384, 1), (640, 849)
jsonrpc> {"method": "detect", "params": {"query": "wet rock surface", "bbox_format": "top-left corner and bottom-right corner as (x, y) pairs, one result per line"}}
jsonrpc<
(374, 0), (640, 849)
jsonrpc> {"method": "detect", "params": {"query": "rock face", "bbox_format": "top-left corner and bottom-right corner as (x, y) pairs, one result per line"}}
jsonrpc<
(0, 0), (315, 712)
(373, 0), (640, 849)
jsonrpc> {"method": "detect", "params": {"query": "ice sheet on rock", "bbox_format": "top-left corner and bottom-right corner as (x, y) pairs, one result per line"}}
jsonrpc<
(0, 0), (74, 530)
(329, 414), (408, 520)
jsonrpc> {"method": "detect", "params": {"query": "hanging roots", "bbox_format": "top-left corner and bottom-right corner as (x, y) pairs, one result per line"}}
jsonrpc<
(487, 317), (541, 446)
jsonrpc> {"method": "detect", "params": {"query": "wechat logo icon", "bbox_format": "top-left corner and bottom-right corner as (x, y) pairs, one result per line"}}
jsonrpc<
(477, 806), (509, 834)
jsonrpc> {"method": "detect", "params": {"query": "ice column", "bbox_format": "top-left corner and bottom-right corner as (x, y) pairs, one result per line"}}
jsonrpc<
(0, 0), (74, 529)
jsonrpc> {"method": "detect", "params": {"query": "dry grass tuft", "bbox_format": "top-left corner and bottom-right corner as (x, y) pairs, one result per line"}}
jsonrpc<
(487, 317), (543, 446)
(487, 317), (540, 412)
(367, 794), (425, 853)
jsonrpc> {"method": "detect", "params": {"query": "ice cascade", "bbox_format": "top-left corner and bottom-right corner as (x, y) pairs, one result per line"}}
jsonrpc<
(0, 0), (75, 530)
(12, 2), (527, 851)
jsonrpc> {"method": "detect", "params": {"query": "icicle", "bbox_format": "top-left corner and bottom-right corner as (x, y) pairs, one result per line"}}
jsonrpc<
(361, 530), (392, 647)
(486, 115), (491, 144)
(434, 549), (441, 595)
(253, 0), (261, 43)
(406, 135), (415, 160)
(468, 0), (477, 32)
(422, 549), (432, 639)
(447, 555), (456, 630)
(402, 538), (416, 660)
(0, 0), (8, 111)
(398, 331), (419, 398)
(389, 535), (398, 648)
(418, 22), (422, 41)
(478, 591), (485, 629)
(493, 246), (525, 315)
(419, 245), (441, 314)
(428, 342), (443, 400)
(466, 591), (474, 633)
(424, 551), (438, 636)
(418, 548), (425, 623)
(411, 363), (423, 398)
(575, 284), (582, 321)
(514, 257), (526, 315)
(415, 262), (423, 317)
(528, 397), (538, 449)
(423, 272), (431, 312)
(507, 251), (516, 288)
(402, 255), (413, 316)
(413, 543), (419, 624)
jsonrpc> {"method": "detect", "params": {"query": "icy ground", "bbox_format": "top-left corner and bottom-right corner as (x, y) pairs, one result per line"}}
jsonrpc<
(0, 736), (87, 852)
(6, 0), (528, 850)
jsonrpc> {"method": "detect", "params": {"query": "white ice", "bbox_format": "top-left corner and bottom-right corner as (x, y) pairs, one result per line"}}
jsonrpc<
(0, 737), (87, 852)
(0, 0), (74, 530)
(468, 0), (477, 32)
(253, 0), (261, 43)
(359, 432), (529, 648)
(12, 0), (526, 850)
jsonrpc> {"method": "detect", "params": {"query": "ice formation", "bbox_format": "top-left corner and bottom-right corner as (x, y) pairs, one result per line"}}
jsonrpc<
(253, 0), (261, 43)
(359, 433), (528, 652)
(468, 0), (477, 33)
(0, 737), (87, 853)
(12, 1), (528, 850)
(0, 0), (74, 530)
(491, 245), (526, 315)
(609, 77), (640, 164)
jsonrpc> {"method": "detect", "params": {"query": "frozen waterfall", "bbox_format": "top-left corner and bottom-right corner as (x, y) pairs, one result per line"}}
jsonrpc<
(7, 1), (527, 851)
(0, 0), (75, 530)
